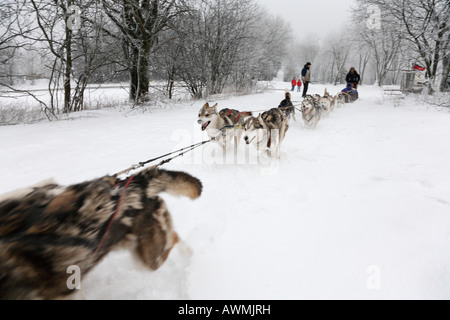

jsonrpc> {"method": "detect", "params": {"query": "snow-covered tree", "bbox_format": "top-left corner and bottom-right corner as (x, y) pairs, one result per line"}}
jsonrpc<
(153, 0), (291, 99)
(101, 0), (190, 102)
(353, 0), (450, 92)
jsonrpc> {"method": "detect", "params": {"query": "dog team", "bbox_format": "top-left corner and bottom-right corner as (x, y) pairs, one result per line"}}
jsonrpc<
(197, 87), (352, 159)
(0, 82), (357, 300)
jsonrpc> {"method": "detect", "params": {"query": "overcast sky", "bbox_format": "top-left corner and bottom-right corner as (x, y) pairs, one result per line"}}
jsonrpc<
(257, 0), (356, 41)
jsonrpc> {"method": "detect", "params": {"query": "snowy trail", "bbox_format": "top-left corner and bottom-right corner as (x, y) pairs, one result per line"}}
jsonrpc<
(0, 85), (449, 299)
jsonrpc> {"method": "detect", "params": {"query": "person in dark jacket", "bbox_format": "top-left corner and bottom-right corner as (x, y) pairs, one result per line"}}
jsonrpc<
(279, 91), (293, 109)
(278, 91), (295, 120)
(345, 67), (360, 89)
(301, 62), (311, 98)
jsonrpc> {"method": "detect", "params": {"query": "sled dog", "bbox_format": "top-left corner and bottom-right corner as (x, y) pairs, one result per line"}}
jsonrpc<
(335, 93), (347, 108)
(323, 88), (337, 113)
(0, 166), (202, 300)
(302, 96), (321, 128)
(197, 103), (251, 152)
(318, 95), (332, 116)
(279, 105), (296, 122)
(243, 108), (289, 159)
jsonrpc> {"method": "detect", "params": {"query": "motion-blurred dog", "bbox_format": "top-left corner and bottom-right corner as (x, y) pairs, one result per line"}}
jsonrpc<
(0, 166), (202, 299)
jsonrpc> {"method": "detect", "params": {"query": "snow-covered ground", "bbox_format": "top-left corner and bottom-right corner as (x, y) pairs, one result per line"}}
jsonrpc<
(1, 83), (449, 300)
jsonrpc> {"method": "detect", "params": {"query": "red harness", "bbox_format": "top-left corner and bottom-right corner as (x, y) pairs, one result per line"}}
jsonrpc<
(222, 109), (233, 117)
(221, 109), (245, 123)
(94, 176), (135, 254)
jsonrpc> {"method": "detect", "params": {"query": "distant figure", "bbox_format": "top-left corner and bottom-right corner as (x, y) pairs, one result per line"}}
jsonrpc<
(341, 83), (359, 103)
(297, 78), (302, 92)
(291, 77), (297, 91)
(279, 91), (293, 109)
(301, 62), (312, 98)
(346, 67), (360, 89)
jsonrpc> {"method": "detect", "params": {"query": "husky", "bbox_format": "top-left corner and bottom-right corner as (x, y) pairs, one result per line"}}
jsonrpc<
(197, 103), (251, 153)
(323, 88), (337, 113)
(302, 97), (321, 128)
(317, 89), (336, 116)
(0, 166), (202, 300)
(324, 89), (339, 112)
(329, 95), (338, 112)
(304, 94), (321, 105)
(318, 96), (332, 116)
(335, 93), (347, 108)
(243, 108), (289, 159)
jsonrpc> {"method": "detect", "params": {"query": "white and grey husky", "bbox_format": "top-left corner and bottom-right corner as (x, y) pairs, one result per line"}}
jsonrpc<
(243, 108), (289, 159)
(197, 102), (251, 152)
(318, 89), (338, 115)
(302, 96), (321, 128)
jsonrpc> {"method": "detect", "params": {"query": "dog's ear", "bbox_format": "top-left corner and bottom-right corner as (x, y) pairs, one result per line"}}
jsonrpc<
(211, 103), (218, 111)
(202, 102), (209, 109)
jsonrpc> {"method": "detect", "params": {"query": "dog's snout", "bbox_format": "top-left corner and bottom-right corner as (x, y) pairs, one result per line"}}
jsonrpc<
(197, 120), (202, 125)
(244, 136), (249, 141)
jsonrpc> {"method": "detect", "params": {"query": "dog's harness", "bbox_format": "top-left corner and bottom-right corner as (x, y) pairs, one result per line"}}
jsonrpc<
(260, 116), (272, 148)
(213, 124), (235, 141)
(94, 176), (135, 254)
(261, 113), (286, 149)
(221, 109), (248, 124)
(221, 109), (233, 117)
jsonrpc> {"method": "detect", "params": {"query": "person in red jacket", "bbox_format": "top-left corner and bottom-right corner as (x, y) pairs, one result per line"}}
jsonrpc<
(291, 77), (297, 91)
(297, 78), (302, 92)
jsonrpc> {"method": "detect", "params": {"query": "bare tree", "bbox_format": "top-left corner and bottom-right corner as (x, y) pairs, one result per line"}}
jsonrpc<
(352, 2), (403, 86)
(358, 0), (450, 92)
(20, 0), (124, 114)
(28, 0), (78, 113)
(254, 14), (292, 81)
(232, 8), (291, 92)
(356, 44), (371, 85)
(199, 0), (260, 95)
(152, 0), (283, 99)
(101, 0), (189, 103)
(0, 1), (38, 86)
(317, 32), (351, 85)
(153, 6), (210, 99)
(284, 35), (318, 82)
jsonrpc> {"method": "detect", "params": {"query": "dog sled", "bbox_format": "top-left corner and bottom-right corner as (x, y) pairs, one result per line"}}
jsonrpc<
(340, 84), (359, 103)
